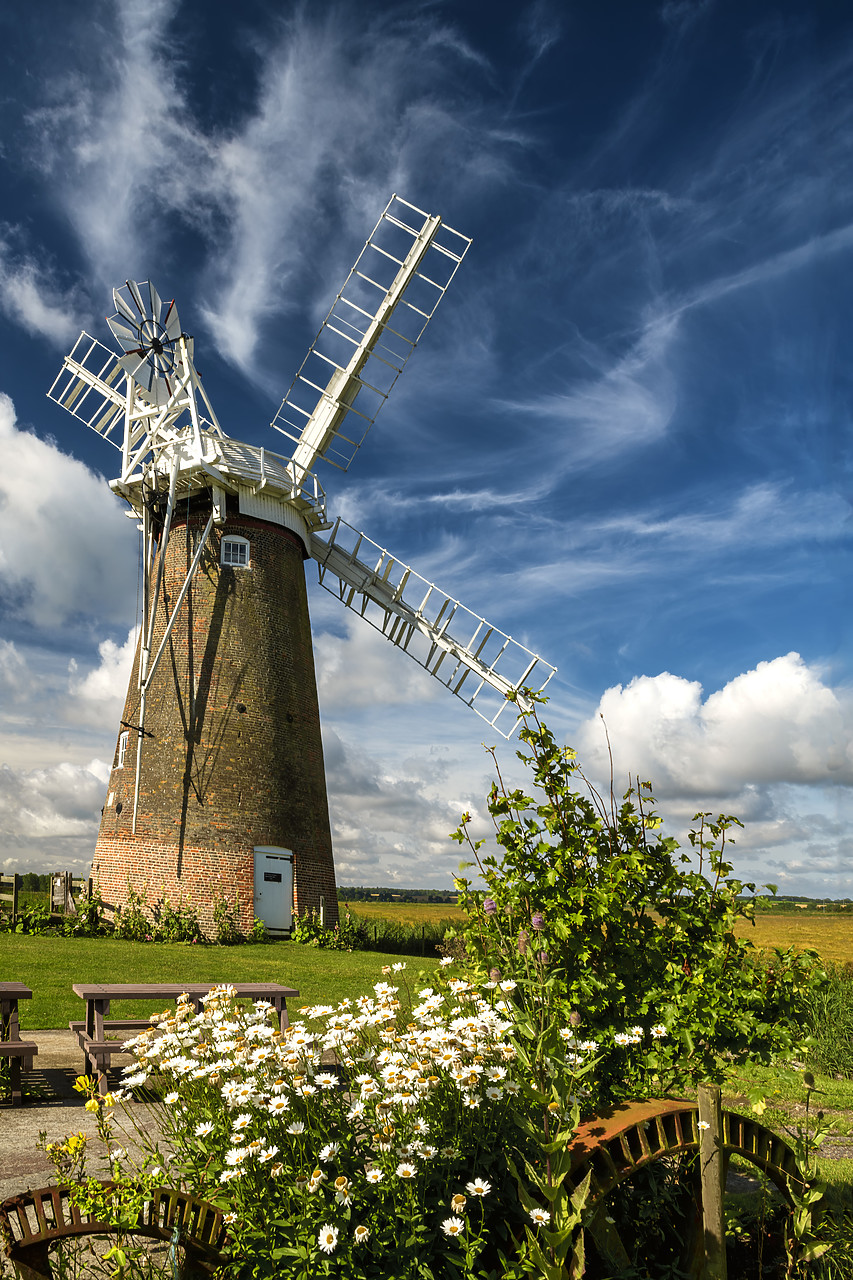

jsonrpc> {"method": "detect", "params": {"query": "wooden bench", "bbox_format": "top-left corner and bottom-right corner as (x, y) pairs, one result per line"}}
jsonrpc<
(0, 1040), (39, 1106)
(69, 1020), (151, 1083)
(0, 1183), (227, 1280)
(72, 982), (298, 1092)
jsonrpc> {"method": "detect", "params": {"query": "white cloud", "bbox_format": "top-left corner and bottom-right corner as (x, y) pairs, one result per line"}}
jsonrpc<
(576, 653), (853, 797)
(323, 726), (477, 886)
(0, 232), (80, 347)
(0, 759), (103, 838)
(0, 640), (32, 704)
(314, 612), (437, 712)
(68, 626), (139, 726)
(21, 2), (527, 391)
(0, 393), (137, 628)
(501, 314), (680, 469)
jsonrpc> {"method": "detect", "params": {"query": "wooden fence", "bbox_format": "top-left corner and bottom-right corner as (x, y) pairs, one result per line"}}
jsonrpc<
(0, 872), (92, 921)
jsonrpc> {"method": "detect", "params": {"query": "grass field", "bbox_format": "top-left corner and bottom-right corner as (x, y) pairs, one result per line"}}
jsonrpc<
(1, 935), (439, 1030)
(340, 900), (853, 964)
(340, 900), (462, 927)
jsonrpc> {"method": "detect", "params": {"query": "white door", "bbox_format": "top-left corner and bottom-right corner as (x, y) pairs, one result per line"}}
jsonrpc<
(253, 847), (293, 934)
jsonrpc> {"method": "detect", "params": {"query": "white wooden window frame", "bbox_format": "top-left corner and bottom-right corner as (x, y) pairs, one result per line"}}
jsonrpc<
(222, 535), (251, 568)
(117, 730), (130, 769)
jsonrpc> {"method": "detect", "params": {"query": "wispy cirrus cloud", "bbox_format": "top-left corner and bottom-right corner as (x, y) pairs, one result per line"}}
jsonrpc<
(22, 2), (526, 387)
(0, 231), (80, 347)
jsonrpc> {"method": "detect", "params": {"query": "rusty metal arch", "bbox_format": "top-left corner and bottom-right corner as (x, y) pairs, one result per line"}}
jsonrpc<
(0, 1183), (228, 1280)
(566, 1098), (806, 1275)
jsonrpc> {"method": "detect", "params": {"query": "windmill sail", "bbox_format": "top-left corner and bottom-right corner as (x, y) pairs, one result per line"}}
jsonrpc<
(309, 519), (555, 735)
(46, 332), (127, 447)
(271, 195), (471, 474)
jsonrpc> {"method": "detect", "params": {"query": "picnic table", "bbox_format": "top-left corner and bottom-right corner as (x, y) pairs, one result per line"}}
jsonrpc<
(0, 982), (31, 1042)
(0, 981), (38, 1105)
(71, 982), (299, 1093)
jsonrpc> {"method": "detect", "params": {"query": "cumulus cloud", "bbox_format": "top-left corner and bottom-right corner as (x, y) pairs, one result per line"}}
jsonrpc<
(314, 614), (438, 712)
(323, 726), (477, 885)
(576, 653), (853, 797)
(0, 640), (32, 704)
(0, 759), (103, 838)
(0, 393), (137, 629)
(68, 626), (139, 726)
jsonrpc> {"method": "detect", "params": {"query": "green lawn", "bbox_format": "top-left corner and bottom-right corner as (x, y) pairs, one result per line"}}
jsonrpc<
(1, 935), (439, 1030)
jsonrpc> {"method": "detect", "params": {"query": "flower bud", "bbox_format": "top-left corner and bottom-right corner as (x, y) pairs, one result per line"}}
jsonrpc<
(489, 967), (502, 983)
(483, 898), (497, 916)
(517, 930), (528, 955)
(531, 912), (544, 931)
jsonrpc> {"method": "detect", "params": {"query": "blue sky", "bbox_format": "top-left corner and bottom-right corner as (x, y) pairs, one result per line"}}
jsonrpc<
(0, 0), (850, 894)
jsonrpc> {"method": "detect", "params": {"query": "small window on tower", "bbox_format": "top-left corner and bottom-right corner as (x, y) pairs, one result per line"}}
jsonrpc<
(222, 536), (250, 568)
(117, 730), (130, 769)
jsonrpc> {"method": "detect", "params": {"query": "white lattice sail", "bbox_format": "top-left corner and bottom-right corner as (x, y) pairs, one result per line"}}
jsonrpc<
(271, 195), (471, 474)
(309, 519), (555, 735)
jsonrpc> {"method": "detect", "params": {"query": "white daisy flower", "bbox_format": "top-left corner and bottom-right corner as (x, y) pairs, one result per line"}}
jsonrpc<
(441, 1217), (465, 1237)
(286, 1121), (305, 1135)
(319, 1142), (339, 1162)
(317, 1224), (338, 1255)
(354, 1224), (370, 1245)
(529, 1207), (550, 1225)
(365, 1167), (384, 1184)
(396, 1161), (418, 1180)
(466, 1178), (492, 1197)
(194, 1121), (214, 1137)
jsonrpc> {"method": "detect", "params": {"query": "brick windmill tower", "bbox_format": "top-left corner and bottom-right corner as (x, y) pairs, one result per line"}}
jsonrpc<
(48, 196), (555, 935)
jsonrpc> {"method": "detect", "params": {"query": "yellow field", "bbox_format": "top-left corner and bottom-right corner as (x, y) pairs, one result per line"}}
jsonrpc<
(339, 900), (462, 927)
(340, 900), (852, 965)
(735, 913), (853, 965)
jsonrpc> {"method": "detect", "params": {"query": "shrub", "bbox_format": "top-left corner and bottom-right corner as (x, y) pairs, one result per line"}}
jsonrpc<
(451, 693), (826, 1106)
(62, 886), (107, 938)
(112, 884), (153, 942)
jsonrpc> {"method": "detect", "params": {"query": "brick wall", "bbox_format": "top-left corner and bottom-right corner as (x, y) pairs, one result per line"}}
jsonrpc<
(92, 495), (339, 933)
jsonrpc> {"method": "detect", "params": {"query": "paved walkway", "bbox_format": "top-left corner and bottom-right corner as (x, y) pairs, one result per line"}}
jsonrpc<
(0, 1030), (159, 1201)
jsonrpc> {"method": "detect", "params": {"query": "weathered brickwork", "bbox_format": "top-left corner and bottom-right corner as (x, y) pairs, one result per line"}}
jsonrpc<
(92, 495), (339, 933)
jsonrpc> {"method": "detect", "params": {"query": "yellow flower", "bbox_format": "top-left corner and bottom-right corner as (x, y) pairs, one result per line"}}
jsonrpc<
(84, 1098), (101, 1113)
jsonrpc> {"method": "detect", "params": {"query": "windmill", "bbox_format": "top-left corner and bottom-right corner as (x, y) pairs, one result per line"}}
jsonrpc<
(48, 196), (555, 935)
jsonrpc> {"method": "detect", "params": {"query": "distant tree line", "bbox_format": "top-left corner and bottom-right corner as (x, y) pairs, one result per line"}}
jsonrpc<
(749, 894), (852, 912)
(19, 873), (51, 892)
(338, 886), (459, 904)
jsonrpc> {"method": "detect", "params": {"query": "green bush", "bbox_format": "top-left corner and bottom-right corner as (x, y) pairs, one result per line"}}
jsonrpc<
(291, 906), (454, 955)
(451, 693), (826, 1107)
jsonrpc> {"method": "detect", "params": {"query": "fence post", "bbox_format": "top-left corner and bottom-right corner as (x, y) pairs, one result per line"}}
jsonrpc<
(422, 924), (425, 956)
(319, 896), (325, 929)
(698, 1081), (727, 1280)
(12, 874), (19, 922)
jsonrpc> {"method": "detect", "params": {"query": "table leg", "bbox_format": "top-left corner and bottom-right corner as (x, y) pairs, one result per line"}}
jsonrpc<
(1, 998), (19, 1041)
(87, 999), (109, 1041)
(276, 999), (289, 1033)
